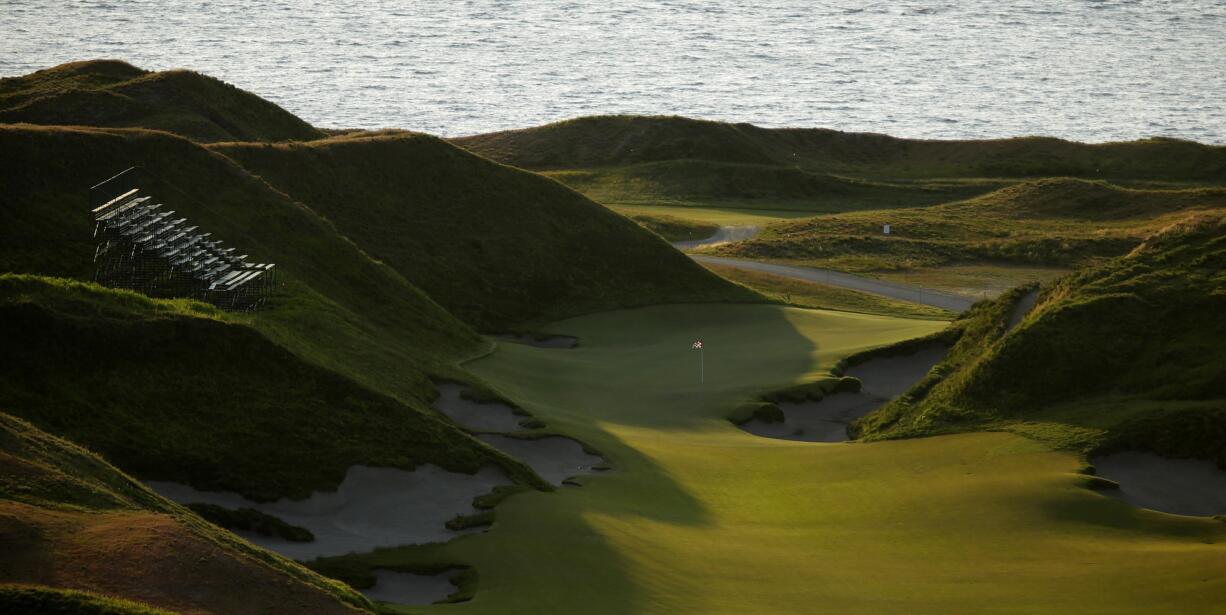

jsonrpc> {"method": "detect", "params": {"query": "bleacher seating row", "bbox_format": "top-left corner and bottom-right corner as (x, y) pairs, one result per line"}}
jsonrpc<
(91, 186), (275, 311)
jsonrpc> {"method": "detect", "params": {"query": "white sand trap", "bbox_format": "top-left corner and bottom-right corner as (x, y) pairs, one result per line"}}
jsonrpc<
(740, 346), (946, 443)
(433, 383), (524, 433)
(361, 569), (458, 606)
(1007, 289), (1040, 331)
(146, 465), (511, 560)
(477, 435), (604, 486)
(498, 333), (579, 349)
(741, 393), (883, 442)
(845, 345), (948, 399)
(1092, 452), (1226, 516)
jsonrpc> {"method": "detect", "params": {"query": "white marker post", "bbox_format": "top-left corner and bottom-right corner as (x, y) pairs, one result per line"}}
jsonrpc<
(692, 340), (704, 384)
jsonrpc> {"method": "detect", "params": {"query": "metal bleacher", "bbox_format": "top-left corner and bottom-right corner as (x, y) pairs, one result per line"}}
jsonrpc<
(90, 167), (275, 311)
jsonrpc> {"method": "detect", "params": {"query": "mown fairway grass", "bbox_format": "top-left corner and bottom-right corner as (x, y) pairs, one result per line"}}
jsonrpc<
(336, 304), (1225, 614)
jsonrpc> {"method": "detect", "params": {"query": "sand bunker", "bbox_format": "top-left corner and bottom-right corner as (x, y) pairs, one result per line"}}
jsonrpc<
(498, 333), (578, 349)
(434, 383), (524, 433)
(740, 393), (882, 442)
(672, 225), (759, 250)
(1092, 452), (1226, 517)
(146, 465), (511, 560)
(845, 345), (948, 399)
(361, 569), (458, 606)
(477, 435), (604, 486)
(1007, 289), (1040, 331)
(740, 345), (947, 443)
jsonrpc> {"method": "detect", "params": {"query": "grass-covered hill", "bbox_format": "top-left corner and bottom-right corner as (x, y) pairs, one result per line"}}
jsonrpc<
(706, 178), (1226, 272)
(454, 115), (1226, 181)
(0, 60), (324, 142)
(452, 116), (1226, 220)
(0, 124), (554, 498)
(854, 214), (1226, 464)
(211, 132), (758, 330)
(0, 275), (537, 501)
(0, 411), (370, 614)
(454, 116), (1002, 214)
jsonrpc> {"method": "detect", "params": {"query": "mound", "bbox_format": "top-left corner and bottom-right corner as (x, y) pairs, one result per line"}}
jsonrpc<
(0, 60), (324, 142)
(0, 125), (557, 497)
(451, 115), (777, 170)
(211, 132), (758, 330)
(855, 215), (1226, 464)
(454, 115), (1226, 180)
(0, 412), (369, 614)
(550, 158), (986, 211)
(942, 178), (1226, 220)
(0, 275), (536, 500)
(708, 178), (1226, 271)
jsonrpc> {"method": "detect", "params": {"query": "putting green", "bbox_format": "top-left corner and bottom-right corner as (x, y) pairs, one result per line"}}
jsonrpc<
(400, 304), (1225, 614)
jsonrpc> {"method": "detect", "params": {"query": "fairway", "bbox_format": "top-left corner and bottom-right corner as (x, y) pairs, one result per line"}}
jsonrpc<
(385, 304), (1226, 614)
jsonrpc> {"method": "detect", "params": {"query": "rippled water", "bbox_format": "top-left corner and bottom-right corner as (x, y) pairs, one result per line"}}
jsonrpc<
(3, 1), (1224, 142)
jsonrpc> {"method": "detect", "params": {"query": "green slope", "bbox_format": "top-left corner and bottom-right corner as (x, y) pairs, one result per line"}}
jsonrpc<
(0, 124), (551, 497)
(708, 178), (1226, 272)
(0, 274), (538, 500)
(452, 116), (1226, 226)
(0, 60), (324, 142)
(331, 303), (1226, 614)
(211, 132), (760, 330)
(548, 159), (993, 214)
(856, 214), (1226, 464)
(0, 411), (370, 614)
(0, 586), (178, 615)
(453, 115), (1226, 181)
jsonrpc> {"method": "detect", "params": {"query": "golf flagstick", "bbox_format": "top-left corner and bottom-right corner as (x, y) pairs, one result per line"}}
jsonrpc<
(692, 340), (704, 384)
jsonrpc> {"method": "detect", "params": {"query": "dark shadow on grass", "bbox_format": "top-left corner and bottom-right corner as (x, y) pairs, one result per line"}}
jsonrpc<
(434, 304), (820, 612)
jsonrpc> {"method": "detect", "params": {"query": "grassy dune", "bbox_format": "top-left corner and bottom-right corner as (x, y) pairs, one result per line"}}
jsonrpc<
(627, 213), (719, 242)
(453, 115), (1226, 180)
(707, 178), (1226, 273)
(546, 159), (997, 215)
(701, 262), (955, 320)
(0, 412), (371, 614)
(453, 115), (1226, 229)
(325, 303), (1226, 614)
(0, 60), (324, 142)
(0, 274), (541, 500)
(211, 132), (757, 330)
(857, 215), (1226, 465)
(0, 125), (538, 496)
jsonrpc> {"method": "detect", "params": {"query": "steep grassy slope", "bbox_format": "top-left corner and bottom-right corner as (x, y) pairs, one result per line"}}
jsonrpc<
(0, 125), (552, 497)
(0, 60), (324, 142)
(453, 115), (1226, 181)
(0, 412), (370, 614)
(211, 132), (759, 330)
(855, 215), (1226, 464)
(0, 275), (537, 500)
(709, 179), (1226, 272)
(627, 213), (719, 242)
(0, 123), (476, 395)
(0, 586), (179, 615)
